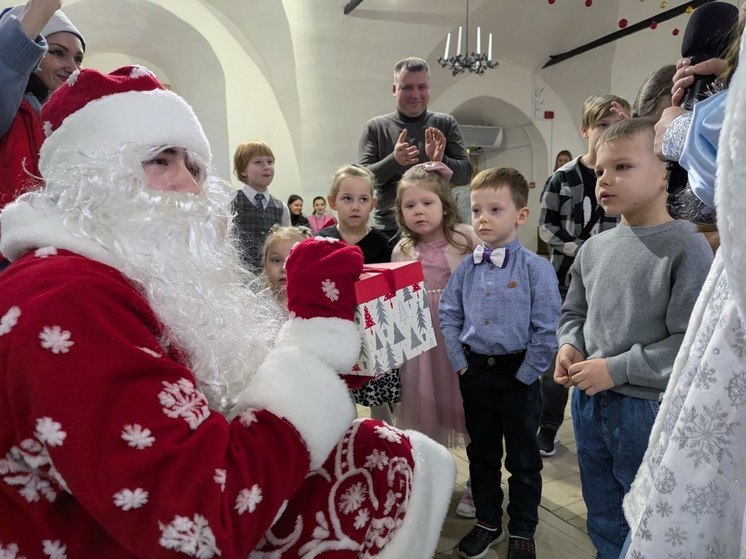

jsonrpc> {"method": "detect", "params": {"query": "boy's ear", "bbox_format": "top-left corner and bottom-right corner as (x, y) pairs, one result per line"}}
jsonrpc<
(516, 207), (530, 227)
(327, 195), (337, 210)
(580, 125), (590, 139)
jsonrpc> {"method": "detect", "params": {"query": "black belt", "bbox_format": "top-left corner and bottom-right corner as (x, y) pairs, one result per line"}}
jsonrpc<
(463, 345), (526, 368)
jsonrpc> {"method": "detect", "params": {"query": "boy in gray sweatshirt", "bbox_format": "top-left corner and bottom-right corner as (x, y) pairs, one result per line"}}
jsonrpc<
(554, 117), (713, 559)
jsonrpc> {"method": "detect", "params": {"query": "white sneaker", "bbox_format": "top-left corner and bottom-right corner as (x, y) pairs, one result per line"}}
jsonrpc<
(456, 486), (476, 518)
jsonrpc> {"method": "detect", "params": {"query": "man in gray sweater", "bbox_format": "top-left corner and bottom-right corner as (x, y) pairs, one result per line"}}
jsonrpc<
(358, 57), (472, 238)
(554, 117), (713, 559)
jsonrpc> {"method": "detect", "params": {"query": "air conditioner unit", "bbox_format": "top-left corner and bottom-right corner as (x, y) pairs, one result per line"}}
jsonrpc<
(460, 125), (504, 150)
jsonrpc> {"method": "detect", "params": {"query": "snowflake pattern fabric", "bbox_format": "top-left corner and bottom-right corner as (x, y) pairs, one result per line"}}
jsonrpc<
(251, 418), (414, 558)
(627, 268), (746, 557)
(38, 326), (73, 354)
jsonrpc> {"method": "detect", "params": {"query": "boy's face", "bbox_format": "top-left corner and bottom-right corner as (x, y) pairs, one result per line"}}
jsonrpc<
(470, 186), (528, 248)
(328, 177), (375, 230)
(244, 155), (274, 190)
(582, 114), (623, 157)
(594, 134), (668, 225)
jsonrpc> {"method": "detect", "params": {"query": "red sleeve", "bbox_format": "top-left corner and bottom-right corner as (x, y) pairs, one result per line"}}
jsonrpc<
(1, 255), (311, 558)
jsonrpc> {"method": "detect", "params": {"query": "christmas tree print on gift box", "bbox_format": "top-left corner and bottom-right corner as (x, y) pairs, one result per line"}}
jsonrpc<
(350, 261), (437, 377)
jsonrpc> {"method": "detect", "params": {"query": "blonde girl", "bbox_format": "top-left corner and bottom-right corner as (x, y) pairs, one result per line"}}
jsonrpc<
(393, 162), (478, 446)
(318, 164), (399, 422)
(260, 225), (312, 309)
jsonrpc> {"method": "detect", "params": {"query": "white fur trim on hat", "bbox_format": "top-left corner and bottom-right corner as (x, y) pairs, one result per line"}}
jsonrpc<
(38, 88), (210, 176)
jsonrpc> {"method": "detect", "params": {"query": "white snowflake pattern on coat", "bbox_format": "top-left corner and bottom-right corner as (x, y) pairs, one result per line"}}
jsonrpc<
(321, 279), (340, 302)
(213, 469), (226, 492)
(374, 424), (403, 443)
(158, 378), (210, 430)
(0, 306), (20, 336)
(35, 418), (66, 447)
(41, 540), (66, 559)
(339, 482), (368, 514)
(138, 346), (161, 358)
(238, 409), (257, 428)
(121, 424), (155, 449)
(0, 439), (63, 503)
(235, 484), (263, 515)
(113, 488), (149, 510)
(38, 326), (74, 354)
(0, 543), (26, 559)
(34, 246), (57, 258)
(364, 448), (389, 470)
(159, 514), (220, 559)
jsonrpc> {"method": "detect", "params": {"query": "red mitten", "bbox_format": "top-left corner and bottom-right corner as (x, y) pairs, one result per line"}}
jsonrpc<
(285, 237), (363, 321)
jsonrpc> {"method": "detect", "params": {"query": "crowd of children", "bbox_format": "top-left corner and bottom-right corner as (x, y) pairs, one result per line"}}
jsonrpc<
(215, 22), (740, 558)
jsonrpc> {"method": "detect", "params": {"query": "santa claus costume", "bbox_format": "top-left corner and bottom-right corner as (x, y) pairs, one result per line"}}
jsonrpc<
(0, 66), (455, 558)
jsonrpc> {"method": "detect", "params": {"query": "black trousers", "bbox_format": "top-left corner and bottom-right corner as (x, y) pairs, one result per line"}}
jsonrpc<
(539, 351), (569, 431)
(459, 349), (542, 538)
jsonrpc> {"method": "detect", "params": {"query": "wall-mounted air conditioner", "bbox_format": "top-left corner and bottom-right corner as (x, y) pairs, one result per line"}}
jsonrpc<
(460, 125), (504, 150)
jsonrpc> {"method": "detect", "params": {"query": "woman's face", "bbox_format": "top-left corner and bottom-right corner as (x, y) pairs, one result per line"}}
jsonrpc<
(35, 32), (84, 91)
(289, 199), (304, 216)
(555, 153), (571, 170)
(313, 198), (326, 215)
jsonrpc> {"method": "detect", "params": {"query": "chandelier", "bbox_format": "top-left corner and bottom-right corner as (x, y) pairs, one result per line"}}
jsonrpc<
(438, 0), (497, 76)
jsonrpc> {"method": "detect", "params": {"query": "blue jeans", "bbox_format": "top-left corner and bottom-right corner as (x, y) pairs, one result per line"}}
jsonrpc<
(572, 389), (659, 559)
(459, 349), (542, 538)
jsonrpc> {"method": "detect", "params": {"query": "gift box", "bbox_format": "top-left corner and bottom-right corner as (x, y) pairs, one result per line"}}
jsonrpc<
(349, 261), (437, 376)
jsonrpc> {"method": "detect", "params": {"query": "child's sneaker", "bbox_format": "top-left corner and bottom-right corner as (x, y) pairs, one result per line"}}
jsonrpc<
(507, 536), (536, 559)
(537, 427), (560, 457)
(457, 523), (505, 559)
(456, 486), (476, 518)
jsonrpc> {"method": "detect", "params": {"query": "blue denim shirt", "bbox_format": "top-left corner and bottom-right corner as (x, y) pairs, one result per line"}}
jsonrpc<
(439, 238), (561, 384)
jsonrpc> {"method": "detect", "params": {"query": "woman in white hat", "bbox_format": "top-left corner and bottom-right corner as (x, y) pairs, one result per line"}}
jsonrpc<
(0, 0), (84, 268)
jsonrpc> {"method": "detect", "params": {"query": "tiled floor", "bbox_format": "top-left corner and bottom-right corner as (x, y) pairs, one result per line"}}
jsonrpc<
(434, 402), (596, 559)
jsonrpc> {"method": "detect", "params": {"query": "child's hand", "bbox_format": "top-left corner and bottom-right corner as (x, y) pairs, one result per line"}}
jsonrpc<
(554, 344), (584, 386)
(425, 127), (446, 162)
(610, 101), (630, 120)
(567, 358), (614, 396)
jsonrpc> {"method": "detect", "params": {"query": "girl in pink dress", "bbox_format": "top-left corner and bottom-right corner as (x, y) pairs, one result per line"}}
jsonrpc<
(392, 162), (478, 448)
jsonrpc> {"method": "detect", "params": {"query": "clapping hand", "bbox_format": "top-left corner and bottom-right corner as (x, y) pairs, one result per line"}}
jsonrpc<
(425, 127), (446, 162)
(394, 129), (420, 166)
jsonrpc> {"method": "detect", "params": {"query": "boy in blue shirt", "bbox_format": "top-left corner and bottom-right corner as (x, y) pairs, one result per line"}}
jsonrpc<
(440, 168), (561, 559)
(555, 117), (713, 558)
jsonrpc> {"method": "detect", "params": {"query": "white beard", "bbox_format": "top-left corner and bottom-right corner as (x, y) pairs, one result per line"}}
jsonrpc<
(28, 146), (283, 413)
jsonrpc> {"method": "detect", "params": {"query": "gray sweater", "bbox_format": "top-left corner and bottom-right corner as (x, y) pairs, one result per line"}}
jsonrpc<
(358, 110), (471, 232)
(558, 220), (713, 400)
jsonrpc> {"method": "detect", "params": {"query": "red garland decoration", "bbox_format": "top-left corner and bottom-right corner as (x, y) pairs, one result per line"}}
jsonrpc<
(618, 18), (628, 28)
(650, 20), (658, 29)
(585, 0), (592, 6)
(672, 28), (680, 36)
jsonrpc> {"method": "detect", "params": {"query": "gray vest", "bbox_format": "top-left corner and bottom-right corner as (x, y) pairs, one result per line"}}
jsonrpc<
(232, 191), (284, 272)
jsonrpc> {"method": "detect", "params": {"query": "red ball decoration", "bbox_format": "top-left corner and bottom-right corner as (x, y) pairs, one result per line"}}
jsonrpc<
(585, 0), (592, 6)
(618, 18), (628, 28)
(650, 20), (658, 29)
(548, 0), (556, 4)
(672, 28), (680, 36)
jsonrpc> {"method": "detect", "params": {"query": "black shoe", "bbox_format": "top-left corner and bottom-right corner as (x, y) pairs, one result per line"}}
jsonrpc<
(507, 536), (536, 559)
(457, 524), (505, 559)
(537, 427), (559, 457)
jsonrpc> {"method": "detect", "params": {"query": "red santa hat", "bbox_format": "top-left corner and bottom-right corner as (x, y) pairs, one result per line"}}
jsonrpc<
(285, 237), (363, 321)
(38, 65), (210, 176)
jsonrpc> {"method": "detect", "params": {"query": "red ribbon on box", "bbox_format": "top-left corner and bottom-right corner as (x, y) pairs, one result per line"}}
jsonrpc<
(354, 261), (424, 302)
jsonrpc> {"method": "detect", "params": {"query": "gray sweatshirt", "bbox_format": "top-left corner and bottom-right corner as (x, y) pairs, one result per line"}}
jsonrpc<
(558, 220), (713, 400)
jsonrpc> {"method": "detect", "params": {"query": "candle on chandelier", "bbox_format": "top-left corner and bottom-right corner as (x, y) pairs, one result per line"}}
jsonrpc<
(488, 33), (493, 61)
(477, 27), (481, 54)
(457, 26), (462, 56)
(444, 32), (451, 59)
